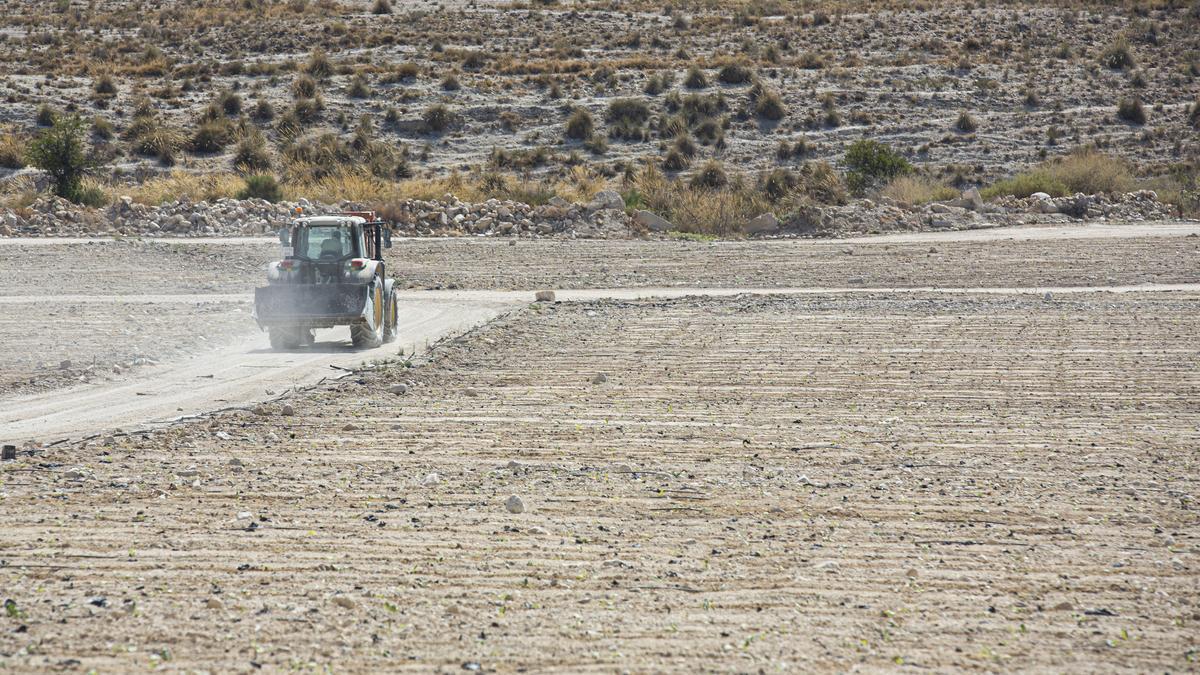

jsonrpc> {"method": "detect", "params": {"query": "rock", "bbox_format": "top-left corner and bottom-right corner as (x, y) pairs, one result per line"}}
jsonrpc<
(332, 595), (357, 610)
(342, 423), (359, 431)
(591, 373), (608, 384)
(463, 387), (479, 397)
(585, 190), (625, 212)
(634, 210), (673, 232)
(236, 511), (253, 520)
(422, 472), (441, 486)
(958, 187), (985, 212)
(534, 290), (555, 302)
(206, 598), (224, 610)
(280, 404), (295, 416)
(1030, 192), (1052, 201)
(504, 495), (525, 514)
(745, 212), (780, 235)
(59, 359), (72, 370)
(389, 383), (408, 395)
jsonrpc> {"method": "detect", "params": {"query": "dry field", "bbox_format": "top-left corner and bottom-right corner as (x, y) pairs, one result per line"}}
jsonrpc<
(0, 290), (1197, 671)
(0, 226), (1198, 671)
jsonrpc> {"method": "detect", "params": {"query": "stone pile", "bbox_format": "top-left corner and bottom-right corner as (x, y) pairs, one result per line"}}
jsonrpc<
(0, 187), (1184, 240)
(382, 190), (635, 239)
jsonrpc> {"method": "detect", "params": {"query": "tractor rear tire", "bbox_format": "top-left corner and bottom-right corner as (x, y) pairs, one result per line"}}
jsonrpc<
(350, 322), (382, 348)
(268, 327), (302, 350)
(352, 280), (385, 349)
(382, 292), (399, 344)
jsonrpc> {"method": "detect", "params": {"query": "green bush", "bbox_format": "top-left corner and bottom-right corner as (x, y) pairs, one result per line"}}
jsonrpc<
(843, 139), (911, 193)
(238, 174), (283, 202)
(25, 115), (95, 202)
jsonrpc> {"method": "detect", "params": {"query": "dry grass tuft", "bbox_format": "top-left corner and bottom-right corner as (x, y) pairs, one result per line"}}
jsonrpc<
(881, 175), (958, 206)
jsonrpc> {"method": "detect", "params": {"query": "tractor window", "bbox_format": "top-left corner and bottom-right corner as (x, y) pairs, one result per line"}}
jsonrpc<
(299, 226), (356, 260)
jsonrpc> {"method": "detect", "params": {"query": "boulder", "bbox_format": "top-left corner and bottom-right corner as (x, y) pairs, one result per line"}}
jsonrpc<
(585, 190), (625, 212)
(954, 187), (985, 212)
(745, 212), (780, 235)
(634, 210), (673, 232)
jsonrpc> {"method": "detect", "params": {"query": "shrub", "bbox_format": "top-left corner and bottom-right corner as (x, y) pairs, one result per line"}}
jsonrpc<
(35, 104), (57, 127)
(717, 60), (753, 84)
(1117, 98), (1146, 124)
(442, 74), (461, 91)
(954, 111), (978, 132)
(347, 74), (371, 98)
(127, 114), (183, 164)
(0, 129), (25, 169)
(252, 99), (275, 122)
(1100, 38), (1135, 70)
(238, 174), (283, 202)
(372, 0), (392, 13)
(305, 49), (332, 78)
(980, 171), (1068, 199)
(749, 82), (786, 120)
(1190, 97), (1200, 129)
(689, 160), (728, 189)
(293, 96), (325, 124)
(644, 74), (666, 96)
(663, 146), (689, 171)
(844, 139), (911, 193)
(462, 51), (486, 70)
(422, 103), (453, 133)
(25, 115), (95, 202)
(293, 75), (318, 99)
(93, 74), (117, 96)
(565, 108), (594, 140)
(189, 120), (232, 153)
(214, 90), (240, 116)
(233, 128), (272, 172)
(91, 116), (115, 140)
(684, 66), (708, 89)
(605, 98), (651, 140)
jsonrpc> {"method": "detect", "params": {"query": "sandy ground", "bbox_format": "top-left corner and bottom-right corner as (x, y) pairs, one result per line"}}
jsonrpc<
(0, 291), (1196, 672)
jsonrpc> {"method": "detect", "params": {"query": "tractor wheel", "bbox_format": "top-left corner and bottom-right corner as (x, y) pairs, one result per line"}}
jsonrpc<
(382, 291), (399, 344)
(268, 327), (302, 350)
(351, 282), (384, 349)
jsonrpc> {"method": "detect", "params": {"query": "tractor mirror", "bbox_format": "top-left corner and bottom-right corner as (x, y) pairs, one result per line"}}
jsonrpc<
(278, 227), (291, 246)
(383, 227), (393, 249)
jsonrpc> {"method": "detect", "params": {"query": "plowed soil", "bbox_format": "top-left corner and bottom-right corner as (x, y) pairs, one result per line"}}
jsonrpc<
(1, 289), (1197, 672)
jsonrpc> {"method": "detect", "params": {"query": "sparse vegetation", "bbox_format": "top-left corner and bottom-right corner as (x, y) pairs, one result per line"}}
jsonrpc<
(423, 104), (453, 133)
(982, 148), (1135, 199)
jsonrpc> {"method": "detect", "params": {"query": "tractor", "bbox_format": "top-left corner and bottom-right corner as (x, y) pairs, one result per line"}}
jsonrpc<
(253, 210), (399, 350)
